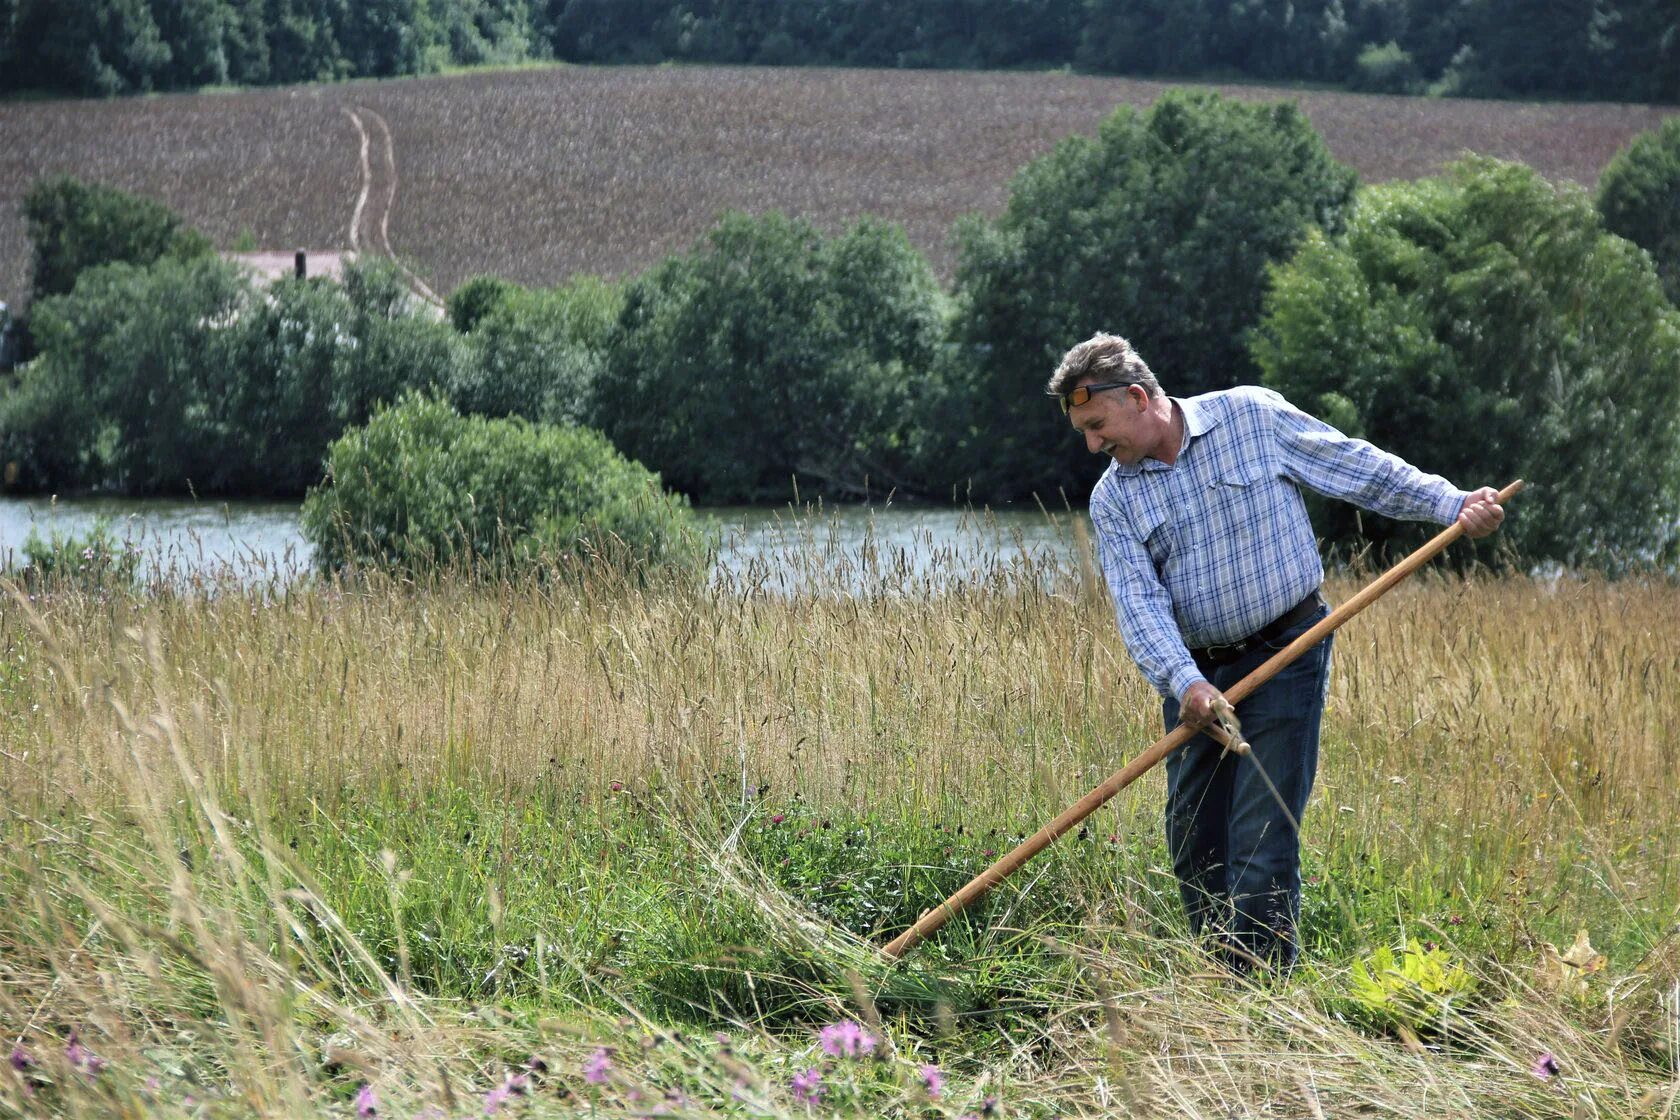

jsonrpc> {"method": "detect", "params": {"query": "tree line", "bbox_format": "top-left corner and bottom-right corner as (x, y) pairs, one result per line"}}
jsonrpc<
(3, 97), (1677, 572)
(2, 0), (1676, 103)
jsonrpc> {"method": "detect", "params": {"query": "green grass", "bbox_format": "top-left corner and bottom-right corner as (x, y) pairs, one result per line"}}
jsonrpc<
(2, 557), (1676, 1116)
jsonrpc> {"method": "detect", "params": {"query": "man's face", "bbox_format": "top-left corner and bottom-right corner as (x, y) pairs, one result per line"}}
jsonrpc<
(1067, 381), (1151, 465)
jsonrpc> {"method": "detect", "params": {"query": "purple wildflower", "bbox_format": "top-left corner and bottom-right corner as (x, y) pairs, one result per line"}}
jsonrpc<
(64, 1031), (104, 1076)
(609, 781), (624, 792)
(355, 1082), (379, 1117)
(919, 1063), (945, 1099)
(483, 1083), (513, 1115)
(504, 1073), (530, 1096)
(770, 814), (786, 825)
(818, 1020), (877, 1060)
(9, 1046), (32, 1073)
(790, 1066), (825, 1106)
(583, 1047), (613, 1084)
(1531, 1052), (1560, 1080)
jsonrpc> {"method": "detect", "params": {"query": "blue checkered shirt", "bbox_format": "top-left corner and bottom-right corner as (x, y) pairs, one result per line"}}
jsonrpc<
(1088, 386), (1468, 703)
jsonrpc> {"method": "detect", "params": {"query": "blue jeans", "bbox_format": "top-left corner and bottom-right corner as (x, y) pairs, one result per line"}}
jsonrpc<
(1161, 602), (1332, 973)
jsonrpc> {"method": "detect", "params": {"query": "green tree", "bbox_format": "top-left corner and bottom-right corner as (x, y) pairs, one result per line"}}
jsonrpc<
(0, 0), (21, 88)
(301, 394), (709, 578)
(594, 213), (946, 504)
(214, 275), (352, 492)
(18, 0), (172, 94)
(336, 258), (464, 415)
(27, 255), (251, 493)
(0, 357), (102, 492)
(1076, 0), (1212, 75)
(449, 276), (621, 424)
(22, 176), (212, 305)
(1253, 157), (1680, 570)
(447, 274), (522, 333)
(1598, 117), (1680, 306)
(154, 0), (236, 87)
(946, 90), (1357, 503)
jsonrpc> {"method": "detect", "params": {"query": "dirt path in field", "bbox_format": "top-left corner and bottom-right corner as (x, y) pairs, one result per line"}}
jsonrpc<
(341, 106), (444, 308)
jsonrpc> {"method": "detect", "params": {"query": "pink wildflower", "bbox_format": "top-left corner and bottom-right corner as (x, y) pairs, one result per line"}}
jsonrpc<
(583, 1047), (613, 1084)
(8, 1046), (31, 1073)
(1531, 1052), (1560, 1080)
(919, 1063), (945, 1098)
(790, 1066), (824, 1105)
(817, 1020), (877, 1060)
(771, 814), (786, 824)
(355, 1082), (379, 1117)
(609, 781), (624, 792)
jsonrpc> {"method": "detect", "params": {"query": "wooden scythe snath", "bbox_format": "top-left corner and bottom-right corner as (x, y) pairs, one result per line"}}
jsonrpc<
(882, 479), (1526, 961)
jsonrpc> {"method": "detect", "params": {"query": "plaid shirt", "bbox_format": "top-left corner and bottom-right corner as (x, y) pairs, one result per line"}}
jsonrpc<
(1088, 386), (1467, 703)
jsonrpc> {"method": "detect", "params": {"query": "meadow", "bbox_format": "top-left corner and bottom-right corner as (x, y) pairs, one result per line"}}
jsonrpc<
(2, 538), (1676, 1117)
(4, 64), (1677, 308)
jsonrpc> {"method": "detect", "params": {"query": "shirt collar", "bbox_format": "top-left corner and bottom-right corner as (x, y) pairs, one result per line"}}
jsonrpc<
(1113, 396), (1220, 476)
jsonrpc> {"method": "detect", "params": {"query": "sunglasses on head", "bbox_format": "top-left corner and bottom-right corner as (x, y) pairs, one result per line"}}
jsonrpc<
(1057, 381), (1135, 413)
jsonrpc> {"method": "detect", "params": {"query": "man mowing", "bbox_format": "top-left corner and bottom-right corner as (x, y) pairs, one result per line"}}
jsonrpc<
(1051, 332), (1505, 973)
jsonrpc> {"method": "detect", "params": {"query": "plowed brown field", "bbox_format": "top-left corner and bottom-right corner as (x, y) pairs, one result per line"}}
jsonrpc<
(2, 64), (1674, 307)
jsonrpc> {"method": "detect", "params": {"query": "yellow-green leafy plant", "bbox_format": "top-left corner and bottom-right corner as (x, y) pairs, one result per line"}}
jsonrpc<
(1349, 939), (1478, 1036)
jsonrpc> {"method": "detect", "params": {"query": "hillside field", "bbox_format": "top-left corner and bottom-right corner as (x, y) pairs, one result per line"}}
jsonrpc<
(2, 63), (1676, 308)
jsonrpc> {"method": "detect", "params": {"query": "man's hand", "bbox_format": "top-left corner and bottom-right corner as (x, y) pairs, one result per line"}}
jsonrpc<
(1179, 680), (1225, 731)
(1457, 486), (1506, 539)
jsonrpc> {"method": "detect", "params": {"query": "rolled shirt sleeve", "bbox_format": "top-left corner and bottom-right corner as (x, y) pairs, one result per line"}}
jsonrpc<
(1269, 392), (1469, 526)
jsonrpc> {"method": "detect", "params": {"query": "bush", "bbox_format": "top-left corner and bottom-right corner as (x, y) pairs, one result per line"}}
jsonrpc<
(594, 213), (947, 504)
(22, 175), (212, 305)
(946, 90), (1357, 503)
(1253, 157), (1680, 570)
(1598, 117), (1680, 306)
(301, 394), (710, 579)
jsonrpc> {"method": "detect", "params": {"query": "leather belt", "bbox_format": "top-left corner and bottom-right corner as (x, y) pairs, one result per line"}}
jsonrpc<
(1190, 590), (1326, 667)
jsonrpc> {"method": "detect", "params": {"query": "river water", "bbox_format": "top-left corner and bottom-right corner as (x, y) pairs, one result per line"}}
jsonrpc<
(0, 495), (1091, 591)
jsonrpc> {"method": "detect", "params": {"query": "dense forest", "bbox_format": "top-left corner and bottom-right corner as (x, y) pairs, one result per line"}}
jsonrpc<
(1, 0), (1675, 103)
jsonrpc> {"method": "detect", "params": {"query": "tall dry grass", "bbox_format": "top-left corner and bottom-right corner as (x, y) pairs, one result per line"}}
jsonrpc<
(1, 551), (1676, 1117)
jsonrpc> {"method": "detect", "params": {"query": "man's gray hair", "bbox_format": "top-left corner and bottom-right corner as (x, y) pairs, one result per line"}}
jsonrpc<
(1046, 333), (1162, 400)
